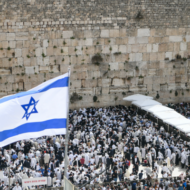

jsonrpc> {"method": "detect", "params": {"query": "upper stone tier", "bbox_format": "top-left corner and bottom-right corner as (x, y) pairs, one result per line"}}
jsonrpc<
(1, 0), (190, 28)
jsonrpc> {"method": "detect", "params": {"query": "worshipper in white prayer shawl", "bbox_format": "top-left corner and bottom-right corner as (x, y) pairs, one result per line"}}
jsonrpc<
(181, 149), (186, 168)
(44, 152), (50, 164)
(170, 152), (176, 165)
(165, 147), (171, 159)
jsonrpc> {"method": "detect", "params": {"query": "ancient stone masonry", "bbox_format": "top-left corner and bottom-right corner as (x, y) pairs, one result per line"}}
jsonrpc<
(0, 0), (190, 108)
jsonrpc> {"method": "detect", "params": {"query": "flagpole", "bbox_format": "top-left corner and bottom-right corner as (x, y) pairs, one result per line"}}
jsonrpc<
(64, 68), (71, 188)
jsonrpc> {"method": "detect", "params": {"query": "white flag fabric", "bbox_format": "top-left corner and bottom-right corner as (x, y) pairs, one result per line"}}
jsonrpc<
(0, 73), (69, 147)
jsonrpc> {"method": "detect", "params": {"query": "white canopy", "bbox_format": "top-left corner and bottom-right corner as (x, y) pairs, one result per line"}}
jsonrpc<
(123, 94), (153, 101)
(142, 105), (173, 113)
(163, 118), (190, 127)
(132, 99), (162, 108)
(176, 124), (190, 133)
(153, 111), (184, 120)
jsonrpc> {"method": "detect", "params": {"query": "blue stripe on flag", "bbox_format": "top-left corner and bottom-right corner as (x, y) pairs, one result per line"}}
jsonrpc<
(0, 77), (69, 104)
(0, 119), (67, 142)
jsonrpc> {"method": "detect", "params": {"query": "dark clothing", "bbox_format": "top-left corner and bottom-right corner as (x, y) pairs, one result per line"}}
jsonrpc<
(139, 172), (143, 180)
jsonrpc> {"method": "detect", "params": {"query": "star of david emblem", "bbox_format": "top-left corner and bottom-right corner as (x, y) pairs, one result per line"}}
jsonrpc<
(21, 97), (39, 120)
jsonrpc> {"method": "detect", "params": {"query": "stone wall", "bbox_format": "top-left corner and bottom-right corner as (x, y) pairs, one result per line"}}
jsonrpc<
(0, 1), (190, 108)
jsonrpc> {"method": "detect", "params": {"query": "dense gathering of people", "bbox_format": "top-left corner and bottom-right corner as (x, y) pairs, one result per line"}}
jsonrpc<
(1, 104), (190, 190)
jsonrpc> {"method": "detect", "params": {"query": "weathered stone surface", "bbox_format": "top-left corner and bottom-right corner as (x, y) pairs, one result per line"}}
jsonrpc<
(137, 29), (150, 37)
(0, 3), (189, 108)
(16, 32), (28, 41)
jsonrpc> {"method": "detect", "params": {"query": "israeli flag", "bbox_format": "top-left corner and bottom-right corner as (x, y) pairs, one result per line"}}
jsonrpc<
(0, 73), (69, 147)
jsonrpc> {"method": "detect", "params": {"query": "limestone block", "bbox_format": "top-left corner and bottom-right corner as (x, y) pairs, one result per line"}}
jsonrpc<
(129, 53), (136, 62)
(110, 30), (120, 38)
(12, 66), (23, 74)
(43, 40), (48, 48)
(78, 39), (85, 46)
(84, 46), (95, 55)
(84, 79), (97, 88)
(147, 61), (160, 69)
(168, 43), (174, 52)
(24, 41), (30, 49)
(0, 84), (7, 92)
(0, 68), (11, 75)
(158, 44), (168, 52)
(102, 46), (110, 54)
(16, 41), (23, 48)
(8, 41), (16, 49)
(71, 39), (78, 47)
(62, 31), (73, 39)
(119, 29), (127, 37)
(148, 69), (156, 76)
(46, 47), (54, 56)
(25, 66), (35, 74)
(0, 50), (6, 58)
(7, 33), (15, 41)
(75, 46), (82, 55)
(6, 49), (14, 58)
(49, 65), (60, 73)
(152, 44), (158, 52)
(112, 78), (124, 86)
(115, 37), (128, 45)
(0, 33), (6, 41)
(139, 45), (147, 53)
(73, 30), (84, 39)
(169, 36), (182, 42)
(109, 62), (118, 70)
(23, 57), (31, 66)
(136, 53), (143, 62)
(147, 44), (152, 52)
(137, 29), (150, 37)
(92, 30), (101, 38)
(85, 39), (93, 46)
(22, 48), (29, 58)
(180, 42), (187, 51)
(0, 41), (8, 49)
(143, 53), (150, 61)
(13, 81), (24, 91)
(83, 30), (93, 38)
(100, 30), (109, 38)
(115, 54), (129, 62)
(131, 45), (139, 53)
(137, 37), (148, 44)
(144, 76), (153, 85)
(43, 57), (49, 66)
(38, 66), (49, 73)
(186, 35), (190, 42)
(17, 58), (23, 66)
(102, 87), (109, 94)
(52, 39), (58, 47)
(165, 52), (173, 60)
(68, 47), (76, 55)
(16, 32), (28, 40)
(128, 37), (136, 44)
(35, 48), (42, 57)
(100, 79), (111, 87)
(158, 53), (165, 61)
(60, 64), (70, 73)
(118, 45), (127, 53)
(36, 56), (43, 66)
(111, 45), (118, 53)
(173, 43), (180, 52)
(72, 80), (81, 88)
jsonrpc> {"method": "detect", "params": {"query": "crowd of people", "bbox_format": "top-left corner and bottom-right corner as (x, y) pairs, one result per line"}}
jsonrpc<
(0, 104), (190, 190)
